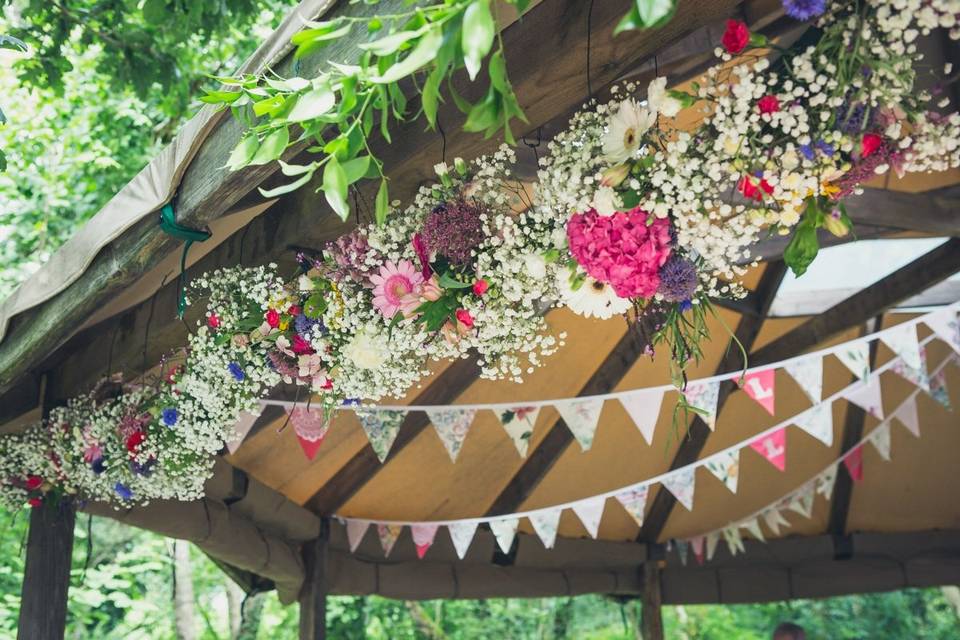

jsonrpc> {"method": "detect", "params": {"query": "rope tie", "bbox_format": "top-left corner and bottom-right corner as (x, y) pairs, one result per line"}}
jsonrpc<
(158, 203), (211, 318)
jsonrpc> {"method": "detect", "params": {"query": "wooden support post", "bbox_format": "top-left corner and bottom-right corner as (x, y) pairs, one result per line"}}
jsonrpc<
(18, 500), (76, 640)
(299, 518), (330, 640)
(640, 561), (664, 640)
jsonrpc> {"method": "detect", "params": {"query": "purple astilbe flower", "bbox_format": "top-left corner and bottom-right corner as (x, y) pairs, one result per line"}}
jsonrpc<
(782, 0), (825, 20)
(228, 362), (245, 382)
(833, 139), (894, 198)
(421, 200), (485, 265)
(320, 229), (376, 283)
(267, 351), (300, 380)
(657, 257), (699, 303)
(161, 407), (178, 427)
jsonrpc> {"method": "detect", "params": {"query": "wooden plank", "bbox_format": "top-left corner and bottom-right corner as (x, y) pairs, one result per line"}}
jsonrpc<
(847, 186), (960, 235)
(299, 518), (330, 640)
(741, 223), (900, 265)
(641, 561), (665, 640)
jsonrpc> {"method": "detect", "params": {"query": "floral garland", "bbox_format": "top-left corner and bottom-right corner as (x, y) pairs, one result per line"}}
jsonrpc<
(1, 0), (959, 511)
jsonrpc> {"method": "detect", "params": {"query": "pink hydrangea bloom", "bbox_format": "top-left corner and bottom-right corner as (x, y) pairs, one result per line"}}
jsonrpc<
(566, 207), (672, 299)
(370, 260), (424, 318)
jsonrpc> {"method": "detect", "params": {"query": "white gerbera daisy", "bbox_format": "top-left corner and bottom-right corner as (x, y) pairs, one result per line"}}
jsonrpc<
(557, 270), (631, 320)
(646, 77), (683, 118)
(602, 99), (656, 162)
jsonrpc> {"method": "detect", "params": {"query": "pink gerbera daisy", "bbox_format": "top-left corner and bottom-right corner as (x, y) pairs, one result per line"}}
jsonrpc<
(370, 260), (424, 318)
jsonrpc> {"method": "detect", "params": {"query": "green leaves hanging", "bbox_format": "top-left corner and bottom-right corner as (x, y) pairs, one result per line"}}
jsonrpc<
(615, 0), (677, 35)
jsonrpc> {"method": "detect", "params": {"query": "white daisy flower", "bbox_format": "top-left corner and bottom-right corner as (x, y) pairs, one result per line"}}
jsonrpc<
(557, 271), (631, 320)
(601, 99), (655, 162)
(646, 77), (683, 118)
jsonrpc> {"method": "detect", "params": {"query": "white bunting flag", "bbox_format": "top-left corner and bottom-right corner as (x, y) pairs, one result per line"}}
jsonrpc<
(226, 411), (259, 454)
(869, 422), (892, 461)
(377, 524), (403, 557)
(529, 509), (562, 549)
(787, 484), (815, 519)
(794, 402), (834, 446)
(723, 527), (745, 555)
(925, 308), (960, 354)
(447, 521), (479, 559)
(742, 517), (765, 542)
(784, 355), (823, 404)
(706, 531), (720, 561)
(844, 377), (885, 420)
(881, 323), (922, 371)
(411, 524), (440, 559)
(489, 518), (520, 554)
(836, 340), (871, 381)
(815, 465), (838, 498)
(763, 508), (790, 536)
(705, 449), (740, 494)
(892, 395), (920, 437)
(346, 519), (370, 553)
(572, 497), (606, 539)
(618, 389), (665, 445)
(495, 406), (541, 457)
(556, 398), (605, 451)
(683, 381), (720, 430)
(615, 486), (649, 527)
(427, 408), (477, 462)
(355, 409), (405, 463)
(661, 466), (696, 511)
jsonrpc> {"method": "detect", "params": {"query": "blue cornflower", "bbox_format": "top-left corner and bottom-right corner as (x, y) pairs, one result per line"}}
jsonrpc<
(161, 407), (178, 427)
(114, 482), (134, 501)
(815, 140), (835, 157)
(679, 299), (694, 313)
(798, 143), (816, 161)
(342, 398), (361, 407)
(228, 362), (245, 381)
(91, 458), (106, 475)
(782, 0), (826, 21)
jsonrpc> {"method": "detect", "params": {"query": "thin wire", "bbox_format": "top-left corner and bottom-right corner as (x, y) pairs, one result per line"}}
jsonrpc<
(586, 0), (595, 100)
(521, 126), (542, 165)
(437, 113), (448, 164)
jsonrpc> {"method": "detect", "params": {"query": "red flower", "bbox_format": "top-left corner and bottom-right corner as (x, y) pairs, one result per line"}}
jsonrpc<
(126, 430), (146, 454)
(207, 314), (220, 329)
(721, 19), (750, 54)
(320, 377), (333, 390)
(757, 95), (780, 114)
(27, 498), (42, 508)
(411, 233), (432, 279)
(165, 365), (182, 385)
(861, 133), (883, 158)
(737, 175), (774, 201)
(265, 309), (280, 329)
(472, 279), (489, 296)
(24, 475), (42, 490)
(292, 334), (315, 355)
(288, 305), (301, 316)
(455, 309), (475, 329)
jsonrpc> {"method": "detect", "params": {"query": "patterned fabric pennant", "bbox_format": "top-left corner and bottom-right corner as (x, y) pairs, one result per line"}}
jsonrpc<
(495, 406), (540, 457)
(723, 527), (744, 555)
(794, 402), (834, 446)
(843, 445), (864, 483)
(377, 524), (403, 557)
(928, 370), (952, 410)
(675, 539), (689, 565)
(555, 398), (605, 451)
(346, 519), (370, 553)
(355, 409), (406, 463)
(618, 389), (665, 445)
(763, 508), (790, 536)
(844, 377), (885, 420)
(529, 509), (562, 549)
(411, 524), (440, 559)
(749, 428), (787, 472)
(489, 518), (519, 554)
(447, 521), (479, 560)
(925, 308), (960, 354)
(614, 486), (649, 527)
(816, 465), (838, 498)
(787, 484), (815, 518)
(426, 408), (477, 462)
(892, 346), (930, 392)
(683, 381), (720, 430)
(836, 340), (871, 381)
(226, 411), (259, 454)
(742, 517), (765, 542)
(740, 369), (776, 415)
(784, 356), (823, 404)
(290, 407), (330, 461)
(705, 449), (740, 494)
(571, 497), (606, 538)
(892, 395), (920, 437)
(706, 531), (720, 561)
(869, 422), (892, 461)
(690, 535), (705, 565)
(881, 323), (922, 371)
(661, 466), (696, 511)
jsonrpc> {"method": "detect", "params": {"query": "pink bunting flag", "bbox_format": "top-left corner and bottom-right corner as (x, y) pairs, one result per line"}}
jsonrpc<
(489, 518), (519, 554)
(447, 521), (479, 559)
(749, 428), (787, 471)
(844, 377), (885, 420)
(684, 381), (720, 430)
(529, 509), (562, 549)
(661, 467), (696, 511)
(427, 408), (477, 462)
(690, 535), (705, 565)
(892, 395), (920, 437)
(411, 524), (440, 559)
(925, 308), (960, 354)
(740, 369), (776, 415)
(843, 445), (864, 483)
(290, 407), (330, 461)
(614, 486), (649, 527)
(346, 519), (370, 553)
(571, 497), (606, 538)
(618, 389), (665, 445)
(226, 411), (259, 454)
(377, 524), (403, 557)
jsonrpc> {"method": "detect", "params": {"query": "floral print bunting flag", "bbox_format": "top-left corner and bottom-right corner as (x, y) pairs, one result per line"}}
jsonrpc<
(869, 422), (891, 461)
(880, 323), (922, 371)
(377, 524), (403, 557)
(762, 508), (790, 536)
(784, 355), (823, 404)
(447, 521), (479, 559)
(706, 531), (720, 562)
(787, 484), (815, 519)
(836, 340), (871, 381)
(614, 486), (649, 528)
(618, 389), (665, 445)
(793, 402), (834, 446)
(705, 449), (740, 494)
(489, 518), (519, 554)
(683, 381), (720, 430)
(892, 346), (930, 392)
(555, 398), (605, 451)
(571, 497), (606, 539)
(427, 408), (477, 462)
(661, 466), (696, 511)
(928, 370), (952, 410)
(815, 465), (838, 498)
(529, 509), (562, 549)
(355, 409), (406, 463)
(495, 406), (540, 457)
(723, 527), (744, 555)
(925, 309), (960, 355)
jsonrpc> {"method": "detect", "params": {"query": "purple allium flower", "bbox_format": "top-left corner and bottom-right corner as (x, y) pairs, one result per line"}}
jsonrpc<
(228, 362), (245, 382)
(420, 200), (485, 265)
(114, 482), (133, 501)
(658, 257), (699, 303)
(782, 0), (825, 20)
(161, 407), (178, 427)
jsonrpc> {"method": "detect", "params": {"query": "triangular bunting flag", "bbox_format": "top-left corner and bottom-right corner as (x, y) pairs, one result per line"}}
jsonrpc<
(787, 484), (815, 519)
(675, 539), (689, 565)
(377, 524), (403, 557)
(749, 428), (787, 472)
(742, 517), (765, 542)
(836, 340), (871, 381)
(892, 395), (920, 437)
(925, 308), (960, 354)
(346, 519), (370, 553)
(614, 486), (649, 528)
(690, 535), (705, 565)
(844, 378), (885, 420)
(928, 371), (953, 410)
(683, 381), (720, 430)
(816, 465), (838, 498)
(892, 347), (930, 392)
(426, 408), (477, 462)
(447, 521), (479, 559)
(489, 518), (519, 554)
(784, 356), (823, 404)
(869, 422), (891, 461)
(411, 524), (440, 559)
(661, 467), (696, 511)
(843, 445), (864, 483)
(705, 449), (740, 494)
(529, 509), (562, 549)
(723, 527), (745, 555)
(794, 402), (834, 447)
(555, 398), (605, 451)
(355, 409), (405, 463)
(290, 407), (330, 461)
(706, 531), (720, 561)
(740, 369), (776, 415)
(763, 508), (790, 536)
(618, 389), (665, 445)
(880, 323), (922, 371)
(571, 497), (606, 539)
(226, 411), (259, 454)
(495, 406), (540, 457)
